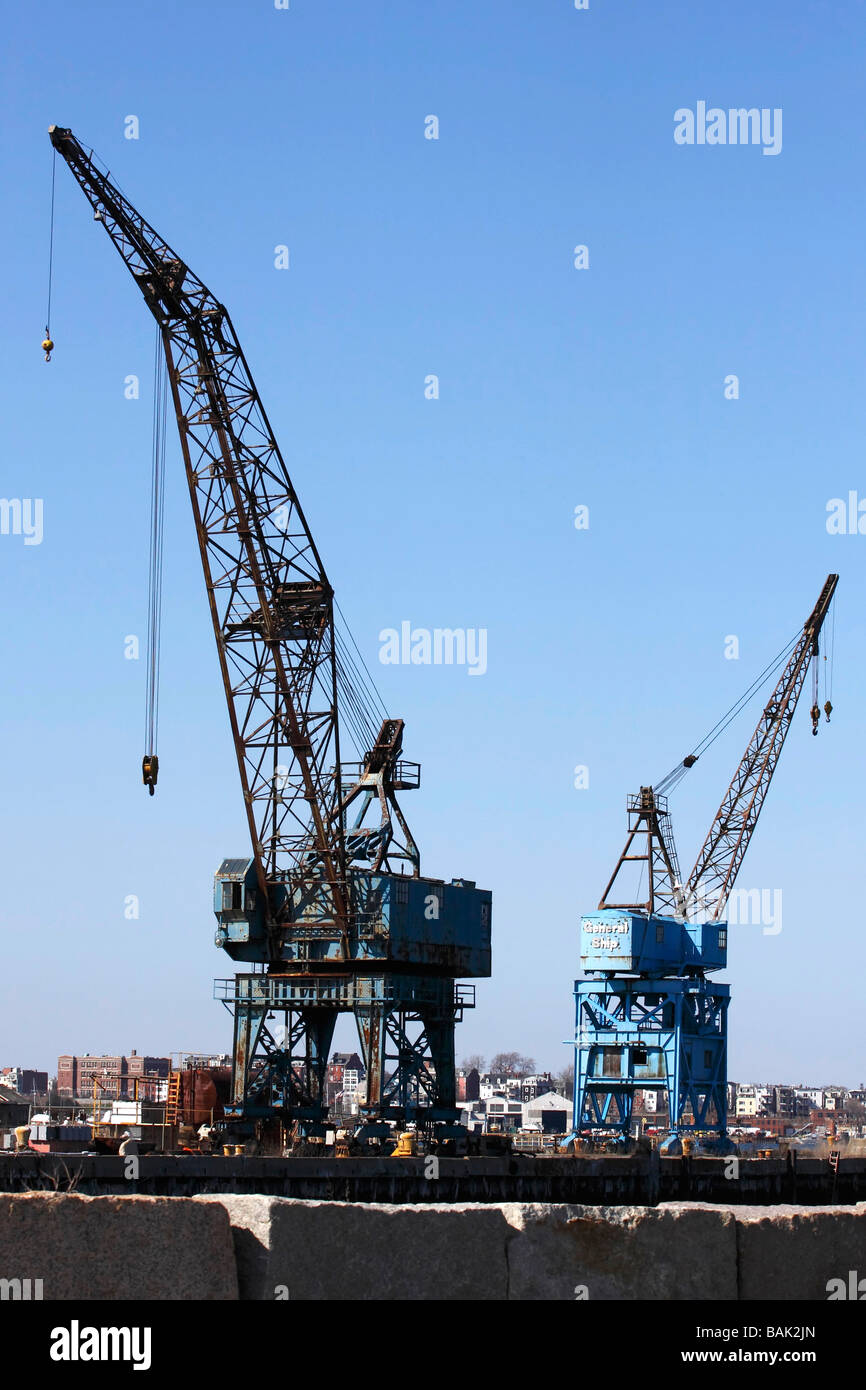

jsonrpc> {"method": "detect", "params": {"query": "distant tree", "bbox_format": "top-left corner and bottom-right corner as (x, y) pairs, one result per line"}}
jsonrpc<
(490, 1052), (536, 1078)
(555, 1066), (575, 1097)
(460, 1054), (486, 1074)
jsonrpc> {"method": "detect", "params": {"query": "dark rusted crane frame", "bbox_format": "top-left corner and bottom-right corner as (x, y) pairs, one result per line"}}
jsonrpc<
(49, 127), (489, 1142)
(48, 125), (348, 953)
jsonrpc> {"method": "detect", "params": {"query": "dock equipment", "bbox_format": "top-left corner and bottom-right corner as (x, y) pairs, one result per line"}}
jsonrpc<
(48, 126), (491, 1142)
(570, 576), (837, 1145)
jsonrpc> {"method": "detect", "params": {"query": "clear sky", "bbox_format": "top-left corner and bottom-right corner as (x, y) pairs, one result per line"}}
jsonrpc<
(1, 0), (863, 1086)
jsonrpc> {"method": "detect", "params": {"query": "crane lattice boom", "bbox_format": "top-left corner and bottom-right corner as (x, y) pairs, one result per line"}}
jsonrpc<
(598, 574), (837, 922)
(685, 573), (838, 920)
(48, 125), (347, 936)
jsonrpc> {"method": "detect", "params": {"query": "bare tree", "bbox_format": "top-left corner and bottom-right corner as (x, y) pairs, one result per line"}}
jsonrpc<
(555, 1066), (575, 1097)
(490, 1052), (536, 1078)
(459, 1054), (486, 1074)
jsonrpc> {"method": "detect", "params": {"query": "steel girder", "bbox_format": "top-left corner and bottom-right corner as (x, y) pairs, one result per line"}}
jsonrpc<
(598, 788), (684, 918)
(570, 976), (730, 1138)
(219, 974), (471, 1130)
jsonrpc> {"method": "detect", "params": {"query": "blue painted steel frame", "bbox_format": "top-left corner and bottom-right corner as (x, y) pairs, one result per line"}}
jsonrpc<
(569, 976), (730, 1138)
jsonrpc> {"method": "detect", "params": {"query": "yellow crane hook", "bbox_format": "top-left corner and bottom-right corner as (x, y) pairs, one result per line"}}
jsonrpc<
(42, 335), (54, 362)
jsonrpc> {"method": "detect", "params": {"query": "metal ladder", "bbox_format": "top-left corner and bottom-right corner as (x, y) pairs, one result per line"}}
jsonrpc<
(165, 1071), (181, 1126)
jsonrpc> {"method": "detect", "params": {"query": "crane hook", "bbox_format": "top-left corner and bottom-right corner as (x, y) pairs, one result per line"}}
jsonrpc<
(824, 699), (833, 724)
(810, 703), (820, 736)
(42, 335), (54, 362)
(142, 753), (159, 795)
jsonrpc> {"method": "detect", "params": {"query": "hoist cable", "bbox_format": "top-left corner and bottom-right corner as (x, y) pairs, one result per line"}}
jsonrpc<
(45, 148), (56, 337)
(335, 599), (389, 720)
(335, 644), (379, 755)
(827, 597), (836, 703)
(655, 631), (801, 796)
(334, 656), (367, 750)
(690, 632), (800, 757)
(145, 329), (168, 759)
(335, 639), (379, 747)
(333, 612), (390, 756)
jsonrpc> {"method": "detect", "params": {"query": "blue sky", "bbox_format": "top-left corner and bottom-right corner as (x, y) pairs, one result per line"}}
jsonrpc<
(1, 0), (864, 1085)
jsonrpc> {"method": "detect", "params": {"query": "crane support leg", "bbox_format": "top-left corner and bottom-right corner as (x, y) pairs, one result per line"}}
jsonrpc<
(217, 973), (474, 1141)
(569, 976), (730, 1146)
(224, 988), (338, 1131)
(354, 976), (463, 1132)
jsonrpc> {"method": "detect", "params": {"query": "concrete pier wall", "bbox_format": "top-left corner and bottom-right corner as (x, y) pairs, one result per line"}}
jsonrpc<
(3, 1151), (864, 1203)
(0, 1192), (238, 1301)
(0, 1193), (863, 1300)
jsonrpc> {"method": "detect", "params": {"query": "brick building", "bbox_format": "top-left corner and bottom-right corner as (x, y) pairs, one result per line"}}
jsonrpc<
(325, 1052), (365, 1106)
(57, 1051), (170, 1100)
(0, 1067), (48, 1097)
(456, 1067), (480, 1102)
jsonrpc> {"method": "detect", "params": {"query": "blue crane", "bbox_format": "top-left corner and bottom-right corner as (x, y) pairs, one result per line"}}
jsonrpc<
(569, 575), (838, 1148)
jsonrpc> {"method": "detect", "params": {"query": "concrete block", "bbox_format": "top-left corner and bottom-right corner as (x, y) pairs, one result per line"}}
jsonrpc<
(196, 1196), (510, 1300)
(734, 1204), (866, 1301)
(502, 1201), (738, 1301)
(0, 1193), (238, 1300)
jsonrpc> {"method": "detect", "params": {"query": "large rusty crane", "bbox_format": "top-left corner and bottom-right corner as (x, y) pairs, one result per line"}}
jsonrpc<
(49, 132), (348, 939)
(49, 126), (491, 1146)
(571, 575), (838, 1146)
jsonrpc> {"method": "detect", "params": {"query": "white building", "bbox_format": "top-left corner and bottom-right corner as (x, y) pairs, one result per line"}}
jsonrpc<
(522, 1091), (571, 1132)
(734, 1084), (772, 1118)
(794, 1088), (825, 1109)
(483, 1095), (524, 1128)
(479, 1076), (523, 1101)
(822, 1087), (850, 1110)
(456, 1102), (485, 1133)
(342, 1069), (362, 1098)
